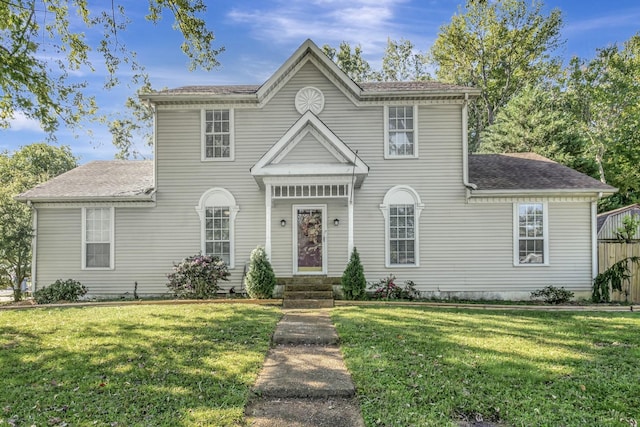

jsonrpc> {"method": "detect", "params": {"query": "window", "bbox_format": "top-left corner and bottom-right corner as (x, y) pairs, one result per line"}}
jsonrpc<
(389, 204), (415, 264)
(196, 188), (239, 268)
(384, 105), (418, 158)
(205, 207), (230, 265)
(202, 109), (234, 161)
(380, 186), (424, 267)
(82, 207), (114, 269)
(514, 202), (549, 265)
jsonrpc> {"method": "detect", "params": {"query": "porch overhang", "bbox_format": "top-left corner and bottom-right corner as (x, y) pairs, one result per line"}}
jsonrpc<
(250, 163), (368, 190)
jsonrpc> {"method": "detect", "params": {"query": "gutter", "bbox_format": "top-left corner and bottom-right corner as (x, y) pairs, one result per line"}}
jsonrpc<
(461, 92), (477, 198)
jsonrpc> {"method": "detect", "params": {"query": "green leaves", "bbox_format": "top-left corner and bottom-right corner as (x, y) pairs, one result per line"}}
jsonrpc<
(0, 143), (77, 301)
(1, 1), (222, 153)
(245, 246), (277, 299)
(430, 0), (563, 150)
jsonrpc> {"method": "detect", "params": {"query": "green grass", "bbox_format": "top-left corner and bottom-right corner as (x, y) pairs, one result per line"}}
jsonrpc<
(332, 306), (640, 427)
(0, 304), (281, 426)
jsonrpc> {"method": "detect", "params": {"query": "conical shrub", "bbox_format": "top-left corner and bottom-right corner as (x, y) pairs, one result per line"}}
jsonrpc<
(341, 247), (366, 300)
(245, 246), (277, 299)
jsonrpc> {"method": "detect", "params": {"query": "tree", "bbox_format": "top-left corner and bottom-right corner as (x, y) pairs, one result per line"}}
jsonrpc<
(563, 33), (640, 210)
(479, 85), (597, 176)
(341, 247), (366, 300)
(245, 246), (276, 299)
(323, 38), (428, 82)
(322, 41), (374, 82)
(1, 1), (222, 155)
(378, 38), (429, 81)
(0, 143), (77, 301)
(430, 0), (563, 151)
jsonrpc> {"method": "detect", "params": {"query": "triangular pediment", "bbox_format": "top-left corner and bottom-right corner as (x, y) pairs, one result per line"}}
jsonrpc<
(250, 111), (369, 188)
(256, 39), (363, 108)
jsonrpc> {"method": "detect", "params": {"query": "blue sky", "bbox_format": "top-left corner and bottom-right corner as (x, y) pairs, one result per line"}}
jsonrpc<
(3, 0), (640, 162)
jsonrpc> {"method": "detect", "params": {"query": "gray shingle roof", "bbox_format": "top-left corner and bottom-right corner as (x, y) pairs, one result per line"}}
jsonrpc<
(17, 160), (154, 201)
(469, 153), (616, 192)
(156, 80), (473, 96)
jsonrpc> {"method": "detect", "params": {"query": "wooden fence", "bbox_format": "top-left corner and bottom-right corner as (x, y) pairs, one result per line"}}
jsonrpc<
(598, 242), (640, 303)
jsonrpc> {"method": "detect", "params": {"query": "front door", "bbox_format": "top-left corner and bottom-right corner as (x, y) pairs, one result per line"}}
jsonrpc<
(294, 205), (326, 274)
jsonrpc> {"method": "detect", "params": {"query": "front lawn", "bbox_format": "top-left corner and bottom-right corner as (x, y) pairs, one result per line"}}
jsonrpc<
(333, 306), (640, 426)
(0, 304), (281, 426)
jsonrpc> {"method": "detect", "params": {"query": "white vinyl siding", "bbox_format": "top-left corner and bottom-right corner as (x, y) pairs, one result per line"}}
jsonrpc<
(514, 202), (549, 266)
(82, 207), (114, 270)
(384, 105), (418, 158)
(201, 109), (234, 161)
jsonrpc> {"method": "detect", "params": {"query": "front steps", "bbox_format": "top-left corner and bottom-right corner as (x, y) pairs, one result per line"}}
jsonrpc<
(280, 276), (337, 309)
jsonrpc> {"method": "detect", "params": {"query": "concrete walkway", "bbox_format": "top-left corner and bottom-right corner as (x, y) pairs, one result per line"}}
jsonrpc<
(245, 309), (365, 427)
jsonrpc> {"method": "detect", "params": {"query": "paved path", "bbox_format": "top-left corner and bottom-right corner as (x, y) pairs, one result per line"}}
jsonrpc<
(245, 309), (365, 427)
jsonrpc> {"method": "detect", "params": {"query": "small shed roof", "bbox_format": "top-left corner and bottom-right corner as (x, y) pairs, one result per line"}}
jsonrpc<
(597, 204), (640, 233)
(17, 160), (154, 202)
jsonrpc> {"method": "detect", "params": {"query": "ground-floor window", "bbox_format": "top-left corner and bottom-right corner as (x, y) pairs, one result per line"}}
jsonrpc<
(196, 188), (239, 268)
(82, 207), (114, 269)
(514, 202), (548, 265)
(380, 186), (424, 267)
(205, 207), (231, 265)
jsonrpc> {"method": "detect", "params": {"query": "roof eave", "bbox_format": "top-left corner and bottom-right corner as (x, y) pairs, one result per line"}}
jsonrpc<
(469, 188), (617, 197)
(16, 193), (156, 204)
(140, 93), (258, 103)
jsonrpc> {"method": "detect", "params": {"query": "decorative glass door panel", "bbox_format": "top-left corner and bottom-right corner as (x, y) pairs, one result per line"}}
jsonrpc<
(296, 207), (324, 273)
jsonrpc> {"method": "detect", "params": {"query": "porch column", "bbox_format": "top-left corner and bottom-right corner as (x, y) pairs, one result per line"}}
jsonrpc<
(348, 188), (354, 257)
(265, 183), (272, 258)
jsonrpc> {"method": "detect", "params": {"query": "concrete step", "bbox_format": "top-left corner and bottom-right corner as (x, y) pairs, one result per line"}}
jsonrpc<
(245, 397), (365, 427)
(285, 283), (333, 292)
(284, 290), (334, 300)
(252, 346), (355, 398)
(272, 312), (339, 346)
(282, 299), (334, 309)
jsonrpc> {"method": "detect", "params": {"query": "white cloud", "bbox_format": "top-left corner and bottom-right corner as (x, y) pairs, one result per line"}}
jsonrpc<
(227, 0), (411, 57)
(565, 10), (640, 35)
(8, 112), (45, 133)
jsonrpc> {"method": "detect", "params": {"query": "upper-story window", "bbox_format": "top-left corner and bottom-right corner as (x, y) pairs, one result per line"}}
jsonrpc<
(384, 105), (418, 158)
(514, 202), (549, 266)
(202, 109), (234, 161)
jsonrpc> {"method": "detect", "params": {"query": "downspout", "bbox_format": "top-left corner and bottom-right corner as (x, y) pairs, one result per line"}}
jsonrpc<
(462, 92), (477, 199)
(591, 194), (601, 280)
(28, 201), (38, 294)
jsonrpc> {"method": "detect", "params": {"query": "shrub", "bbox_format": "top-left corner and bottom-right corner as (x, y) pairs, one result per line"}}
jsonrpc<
(245, 246), (276, 299)
(592, 256), (640, 303)
(166, 254), (229, 299)
(341, 247), (366, 300)
(530, 285), (574, 304)
(369, 275), (419, 300)
(34, 279), (87, 304)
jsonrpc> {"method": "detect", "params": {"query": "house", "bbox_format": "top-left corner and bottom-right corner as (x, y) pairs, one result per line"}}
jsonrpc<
(18, 39), (616, 300)
(597, 204), (640, 241)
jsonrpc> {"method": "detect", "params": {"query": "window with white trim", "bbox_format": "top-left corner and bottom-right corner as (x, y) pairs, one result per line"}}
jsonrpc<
(514, 202), (548, 265)
(196, 188), (239, 268)
(82, 207), (114, 269)
(205, 207), (231, 265)
(380, 186), (424, 267)
(202, 109), (234, 160)
(384, 105), (418, 158)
